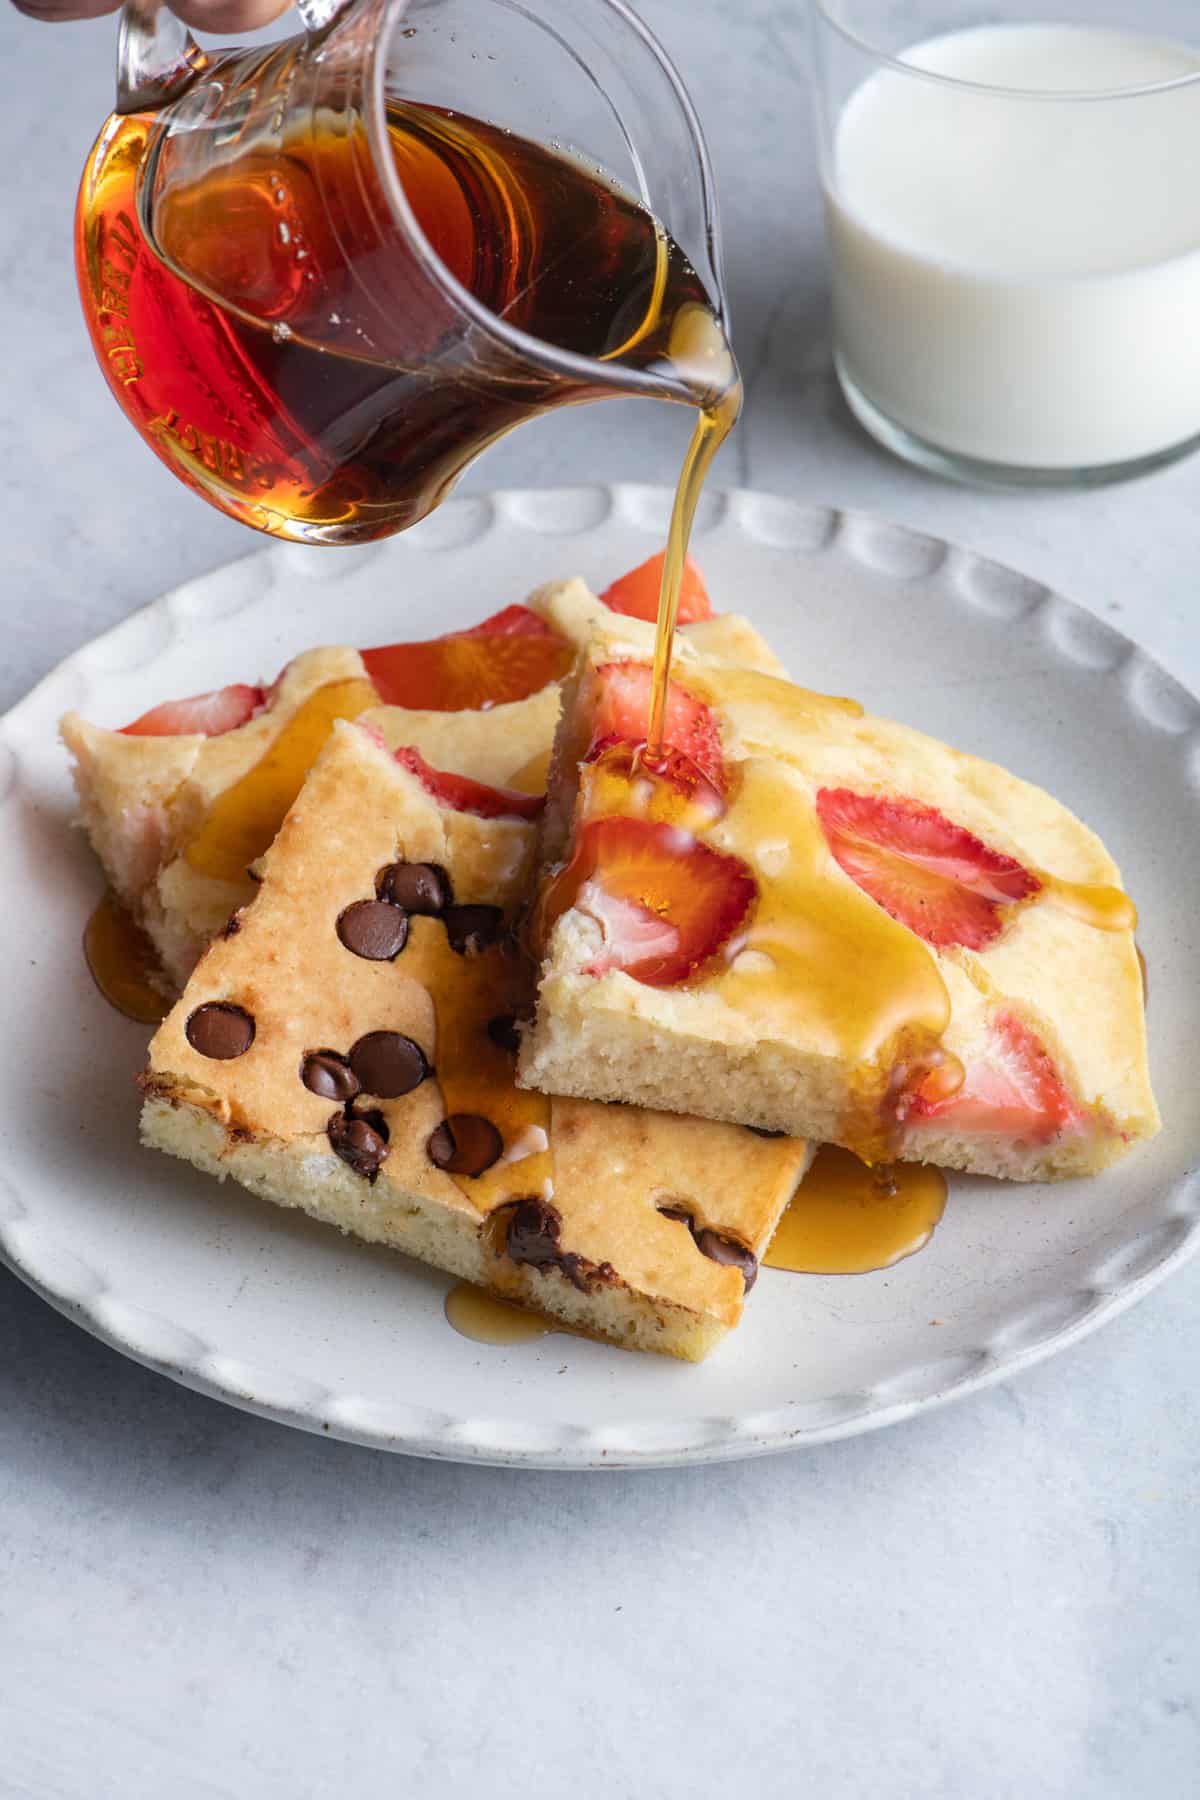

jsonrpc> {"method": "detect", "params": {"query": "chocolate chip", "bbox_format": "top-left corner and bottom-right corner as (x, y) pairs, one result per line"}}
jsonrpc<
(348, 1030), (430, 1098)
(185, 1002), (255, 1060)
(505, 1197), (562, 1268)
(747, 1124), (786, 1139)
(426, 1121), (455, 1168)
(658, 1204), (694, 1226)
(695, 1228), (758, 1291)
(301, 1051), (360, 1101)
(560, 1252), (616, 1294)
(427, 1114), (503, 1178)
(443, 904), (504, 956)
(221, 911), (243, 939)
(328, 1109), (389, 1181)
(337, 899), (409, 962)
(378, 860), (451, 915)
(486, 1014), (522, 1053)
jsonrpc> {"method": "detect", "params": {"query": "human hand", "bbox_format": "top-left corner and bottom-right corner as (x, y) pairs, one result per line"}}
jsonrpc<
(12, 0), (292, 29)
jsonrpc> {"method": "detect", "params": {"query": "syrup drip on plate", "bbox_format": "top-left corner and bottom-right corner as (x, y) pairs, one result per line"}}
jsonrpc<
(765, 1146), (948, 1275)
(83, 892), (170, 1024)
(444, 1282), (552, 1344)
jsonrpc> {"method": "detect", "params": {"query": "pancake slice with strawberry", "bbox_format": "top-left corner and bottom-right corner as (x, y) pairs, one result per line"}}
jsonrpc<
(520, 608), (1159, 1182)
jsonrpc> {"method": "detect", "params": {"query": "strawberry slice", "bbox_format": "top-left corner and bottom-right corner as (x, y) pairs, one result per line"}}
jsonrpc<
(362, 614), (570, 711)
(253, 608), (557, 714)
(459, 604), (555, 638)
(816, 788), (1039, 951)
(557, 816), (755, 986)
(907, 1011), (1080, 1142)
(394, 745), (544, 820)
(587, 660), (725, 791)
(119, 682), (264, 738)
(600, 552), (714, 624)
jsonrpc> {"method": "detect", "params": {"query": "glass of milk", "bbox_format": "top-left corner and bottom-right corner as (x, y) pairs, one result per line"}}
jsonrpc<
(812, 1), (1200, 485)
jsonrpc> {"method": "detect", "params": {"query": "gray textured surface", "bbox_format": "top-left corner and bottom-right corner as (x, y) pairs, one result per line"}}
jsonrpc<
(2, 4), (1198, 1796)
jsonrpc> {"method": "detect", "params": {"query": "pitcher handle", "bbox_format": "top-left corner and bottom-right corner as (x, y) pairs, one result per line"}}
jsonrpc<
(116, 0), (357, 116)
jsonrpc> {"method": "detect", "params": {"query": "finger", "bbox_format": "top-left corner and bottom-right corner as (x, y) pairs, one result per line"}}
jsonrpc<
(168, 0), (294, 30)
(11, 0), (122, 18)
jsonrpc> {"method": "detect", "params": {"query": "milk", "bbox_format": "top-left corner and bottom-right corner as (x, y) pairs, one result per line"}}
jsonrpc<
(827, 25), (1200, 471)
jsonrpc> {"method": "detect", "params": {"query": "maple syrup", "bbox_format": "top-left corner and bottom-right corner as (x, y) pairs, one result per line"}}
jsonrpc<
(444, 1281), (552, 1345)
(77, 101), (737, 546)
(645, 379), (740, 760)
(548, 747), (956, 1163)
(83, 892), (170, 1024)
(184, 677), (378, 882)
(765, 1146), (948, 1275)
(1034, 871), (1136, 933)
(508, 749), (552, 797)
(412, 920), (553, 1214)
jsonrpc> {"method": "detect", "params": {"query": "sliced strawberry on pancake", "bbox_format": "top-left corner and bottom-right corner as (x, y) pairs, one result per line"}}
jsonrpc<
(816, 788), (1039, 952)
(907, 1011), (1081, 1143)
(362, 609), (570, 712)
(120, 683), (264, 738)
(561, 816), (755, 986)
(586, 660), (725, 791)
(600, 551), (714, 624)
(459, 604), (555, 638)
(394, 746), (545, 820)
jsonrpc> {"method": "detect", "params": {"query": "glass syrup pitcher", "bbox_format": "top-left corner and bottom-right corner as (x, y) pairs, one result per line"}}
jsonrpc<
(76, 0), (739, 545)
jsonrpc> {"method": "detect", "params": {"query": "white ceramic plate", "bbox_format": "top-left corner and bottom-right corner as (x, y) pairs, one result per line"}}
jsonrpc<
(2, 484), (1197, 1468)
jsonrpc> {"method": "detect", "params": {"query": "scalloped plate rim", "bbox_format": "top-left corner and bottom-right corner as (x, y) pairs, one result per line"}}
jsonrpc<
(2, 1230), (1193, 1468)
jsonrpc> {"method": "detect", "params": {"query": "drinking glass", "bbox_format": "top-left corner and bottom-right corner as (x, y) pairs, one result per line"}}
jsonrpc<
(811, 0), (1200, 487)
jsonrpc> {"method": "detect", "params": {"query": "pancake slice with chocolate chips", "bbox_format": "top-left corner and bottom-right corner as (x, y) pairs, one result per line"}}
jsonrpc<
(140, 720), (811, 1360)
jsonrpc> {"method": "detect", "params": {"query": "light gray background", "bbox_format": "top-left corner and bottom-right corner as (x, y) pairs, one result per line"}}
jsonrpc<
(2, 4), (1198, 1796)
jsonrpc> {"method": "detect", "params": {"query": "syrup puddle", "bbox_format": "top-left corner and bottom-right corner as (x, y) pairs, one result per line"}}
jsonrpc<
(446, 1150), (950, 1349)
(83, 892), (170, 1024)
(444, 1282), (553, 1344)
(765, 1146), (948, 1275)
